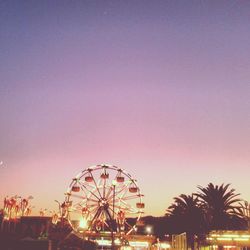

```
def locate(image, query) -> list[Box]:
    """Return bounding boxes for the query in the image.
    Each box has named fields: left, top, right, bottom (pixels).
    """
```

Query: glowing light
left=95, top=239, right=150, bottom=248
left=234, top=238, right=249, bottom=241
left=209, top=232, right=250, bottom=242
left=130, top=241, right=149, bottom=247
left=79, top=218, right=88, bottom=229
left=145, top=225, right=152, bottom=234
left=160, top=242, right=171, bottom=249
left=221, top=234, right=242, bottom=238
left=96, top=239, right=111, bottom=246
left=120, top=247, right=132, bottom=250
left=114, top=239, right=121, bottom=244
left=96, top=238, right=120, bottom=246
left=240, top=235, right=250, bottom=238
left=217, top=238, right=232, bottom=241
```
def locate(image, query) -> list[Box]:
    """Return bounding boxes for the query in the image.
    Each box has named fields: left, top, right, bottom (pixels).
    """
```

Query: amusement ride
left=64, top=164, right=145, bottom=247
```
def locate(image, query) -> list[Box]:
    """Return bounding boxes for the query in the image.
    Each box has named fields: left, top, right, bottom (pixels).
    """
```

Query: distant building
left=171, top=230, right=250, bottom=250
left=205, top=230, right=250, bottom=250
left=172, top=233, right=188, bottom=250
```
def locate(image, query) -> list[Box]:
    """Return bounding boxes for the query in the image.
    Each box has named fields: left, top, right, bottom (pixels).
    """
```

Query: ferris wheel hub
left=99, top=198, right=109, bottom=207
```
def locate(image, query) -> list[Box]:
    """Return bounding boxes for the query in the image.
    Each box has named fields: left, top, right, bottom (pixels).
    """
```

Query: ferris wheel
left=65, top=164, right=144, bottom=236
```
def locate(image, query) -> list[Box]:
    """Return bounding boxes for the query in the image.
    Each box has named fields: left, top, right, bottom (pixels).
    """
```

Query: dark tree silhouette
left=196, top=183, right=243, bottom=230
left=233, top=200, right=250, bottom=230
left=166, top=194, right=206, bottom=250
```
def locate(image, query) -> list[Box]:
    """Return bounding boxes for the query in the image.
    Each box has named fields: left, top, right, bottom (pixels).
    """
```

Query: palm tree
left=234, top=200, right=250, bottom=230
left=166, top=194, right=206, bottom=250
left=196, top=183, right=242, bottom=230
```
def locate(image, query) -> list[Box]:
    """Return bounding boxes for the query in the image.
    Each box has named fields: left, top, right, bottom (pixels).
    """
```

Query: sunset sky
left=1, top=1, right=250, bottom=216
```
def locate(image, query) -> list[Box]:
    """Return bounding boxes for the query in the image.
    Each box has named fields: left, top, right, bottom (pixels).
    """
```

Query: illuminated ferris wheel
left=65, top=164, right=145, bottom=236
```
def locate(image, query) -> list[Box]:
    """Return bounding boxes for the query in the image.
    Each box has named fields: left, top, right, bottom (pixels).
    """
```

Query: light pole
left=54, top=200, right=61, bottom=216
left=111, top=180, right=117, bottom=250
left=54, top=200, right=64, bottom=226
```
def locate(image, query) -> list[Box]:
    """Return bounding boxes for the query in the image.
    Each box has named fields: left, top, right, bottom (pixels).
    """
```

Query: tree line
left=140, top=183, right=250, bottom=249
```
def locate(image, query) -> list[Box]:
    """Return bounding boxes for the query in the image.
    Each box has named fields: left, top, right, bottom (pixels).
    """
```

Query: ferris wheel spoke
left=119, top=200, right=138, bottom=213
left=99, top=209, right=106, bottom=220
left=79, top=178, right=101, bottom=195
left=117, top=181, right=130, bottom=194
left=105, top=186, right=113, bottom=200
left=125, top=220, right=133, bottom=230
left=114, top=188, right=127, bottom=199
left=95, top=210, right=106, bottom=231
left=105, top=208, right=114, bottom=225
left=102, top=210, right=113, bottom=231
left=118, top=185, right=129, bottom=199
left=86, top=197, right=99, bottom=203
left=109, top=195, right=139, bottom=205
left=108, top=206, right=119, bottom=217
left=72, top=195, right=98, bottom=204
left=103, top=220, right=111, bottom=230
left=68, top=193, right=88, bottom=201
left=112, top=204, right=134, bottom=213
left=86, top=204, right=99, bottom=211
left=85, top=203, right=98, bottom=209
left=118, top=181, right=132, bottom=195
left=74, top=203, right=85, bottom=210
left=69, top=208, right=83, bottom=214
left=120, top=194, right=141, bottom=201
left=80, top=184, right=100, bottom=201
left=104, top=185, right=114, bottom=201
left=79, top=181, right=96, bottom=190
left=109, top=206, right=133, bottom=231
left=90, top=208, right=113, bottom=231
left=104, top=171, right=120, bottom=199
left=82, top=202, right=99, bottom=212
left=87, top=207, right=99, bottom=221
left=106, top=182, right=130, bottom=202
left=120, top=206, right=138, bottom=214
left=88, top=205, right=99, bottom=213
left=90, top=207, right=102, bottom=226
left=107, top=197, right=128, bottom=205
left=102, top=176, right=107, bottom=198
left=89, top=171, right=103, bottom=198
left=71, top=203, right=89, bottom=210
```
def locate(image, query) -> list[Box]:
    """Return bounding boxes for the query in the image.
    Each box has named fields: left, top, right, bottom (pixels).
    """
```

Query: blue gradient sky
left=1, top=1, right=250, bottom=216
